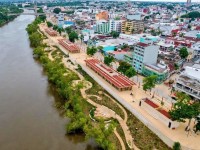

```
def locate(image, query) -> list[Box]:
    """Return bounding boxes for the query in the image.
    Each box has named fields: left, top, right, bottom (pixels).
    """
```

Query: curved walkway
left=114, top=128, right=126, bottom=150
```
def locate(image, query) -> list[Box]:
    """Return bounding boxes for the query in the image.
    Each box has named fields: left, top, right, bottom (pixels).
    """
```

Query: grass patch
left=116, top=121, right=131, bottom=150
left=127, top=113, right=171, bottom=150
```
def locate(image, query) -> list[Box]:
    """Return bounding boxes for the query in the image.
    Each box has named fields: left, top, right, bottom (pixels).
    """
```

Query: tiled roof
left=58, top=39, right=80, bottom=53
left=136, top=42, right=149, bottom=47
left=85, top=59, right=135, bottom=90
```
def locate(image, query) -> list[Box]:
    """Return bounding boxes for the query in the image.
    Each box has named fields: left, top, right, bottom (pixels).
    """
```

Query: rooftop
left=136, top=42, right=149, bottom=47
left=85, top=59, right=135, bottom=90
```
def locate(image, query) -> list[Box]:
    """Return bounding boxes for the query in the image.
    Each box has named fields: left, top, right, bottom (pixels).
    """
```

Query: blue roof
left=64, top=21, right=74, bottom=25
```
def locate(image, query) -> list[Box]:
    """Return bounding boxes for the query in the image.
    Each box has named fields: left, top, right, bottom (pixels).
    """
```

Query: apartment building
left=132, top=42, right=159, bottom=73
left=121, top=20, right=144, bottom=34
left=109, top=19, right=123, bottom=33
left=173, top=64, right=200, bottom=100
left=94, top=20, right=110, bottom=34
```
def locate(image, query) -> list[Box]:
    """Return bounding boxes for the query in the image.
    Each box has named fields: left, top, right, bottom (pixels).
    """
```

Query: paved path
left=114, top=128, right=126, bottom=150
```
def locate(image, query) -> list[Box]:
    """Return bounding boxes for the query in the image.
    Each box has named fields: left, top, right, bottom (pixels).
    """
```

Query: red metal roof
left=45, top=28, right=57, bottom=36
left=85, top=59, right=135, bottom=89
left=58, top=39, right=80, bottom=53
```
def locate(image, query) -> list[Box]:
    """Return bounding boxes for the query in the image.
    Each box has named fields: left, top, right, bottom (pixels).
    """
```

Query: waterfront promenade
left=39, top=24, right=200, bottom=150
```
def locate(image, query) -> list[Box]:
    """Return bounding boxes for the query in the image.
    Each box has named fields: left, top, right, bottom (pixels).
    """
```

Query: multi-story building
left=94, top=20, right=110, bottom=34
left=121, top=20, right=144, bottom=34
left=96, top=11, right=109, bottom=21
left=109, top=19, right=123, bottom=33
left=132, top=42, right=159, bottom=73
left=142, top=63, right=169, bottom=83
left=173, top=64, right=200, bottom=100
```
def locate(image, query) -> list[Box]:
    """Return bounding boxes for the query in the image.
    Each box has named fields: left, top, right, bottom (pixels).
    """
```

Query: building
left=127, top=14, right=142, bottom=21
left=187, top=0, right=191, bottom=7
left=132, top=42, right=159, bottom=73
left=85, top=59, right=135, bottom=91
left=96, top=11, right=109, bottom=21
left=94, top=20, right=110, bottom=34
left=109, top=19, right=123, bottom=33
left=58, top=39, right=80, bottom=53
left=173, top=64, right=200, bottom=100
left=121, top=20, right=144, bottom=34
left=45, top=28, right=57, bottom=36
left=191, top=42, right=200, bottom=57
left=142, top=62, right=169, bottom=83
left=109, top=50, right=129, bottom=61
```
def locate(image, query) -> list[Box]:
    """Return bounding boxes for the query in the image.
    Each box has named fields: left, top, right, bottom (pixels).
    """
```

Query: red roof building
left=85, top=59, right=135, bottom=91
left=45, top=28, right=57, bottom=36
left=58, top=39, right=80, bottom=53
left=137, top=42, right=149, bottom=47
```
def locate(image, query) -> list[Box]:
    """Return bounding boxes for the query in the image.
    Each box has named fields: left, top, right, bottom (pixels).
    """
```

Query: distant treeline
left=0, top=4, right=23, bottom=26
left=181, top=11, right=200, bottom=19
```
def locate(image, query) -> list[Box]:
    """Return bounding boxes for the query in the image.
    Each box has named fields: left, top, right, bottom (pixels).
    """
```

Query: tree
left=117, top=61, right=132, bottom=74
left=38, top=15, right=46, bottom=22
left=53, top=25, right=58, bottom=31
left=181, top=11, right=200, bottom=19
left=131, top=28, right=135, bottom=34
left=29, top=32, right=42, bottom=47
left=53, top=8, right=61, bottom=14
left=47, top=21, right=53, bottom=27
left=68, top=31, right=78, bottom=42
left=80, top=34, right=84, bottom=43
left=194, top=119, right=200, bottom=133
left=86, top=47, right=97, bottom=56
left=65, top=27, right=72, bottom=35
left=142, top=75, right=157, bottom=92
left=173, top=142, right=181, bottom=150
left=104, top=55, right=114, bottom=66
left=121, top=44, right=129, bottom=49
left=57, top=27, right=64, bottom=35
left=97, top=46, right=104, bottom=53
left=37, top=8, right=44, bottom=13
left=169, top=92, right=200, bottom=131
left=125, top=67, right=136, bottom=78
left=174, top=63, right=179, bottom=70
left=167, top=5, right=174, bottom=10
left=110, top=31, right=119, bottom=38
left=179, top=47, right=189, bottom=59
left=180, top=18, right=184, bottom=22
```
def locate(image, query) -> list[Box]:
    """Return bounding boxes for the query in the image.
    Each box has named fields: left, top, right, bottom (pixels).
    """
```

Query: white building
left=191, top=42, right=200, bottom=57
left=174, top=64, right=200, bottom=100
left=109, top=19, right=123, bottom=33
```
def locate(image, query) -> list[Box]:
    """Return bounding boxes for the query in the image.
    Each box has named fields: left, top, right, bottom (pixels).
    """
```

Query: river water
left=0, top=14, right=96, bottom=150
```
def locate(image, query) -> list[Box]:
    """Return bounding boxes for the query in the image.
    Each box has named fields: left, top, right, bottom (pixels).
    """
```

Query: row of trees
left=27, top=18, right=116, bottom=150
left=181, top=11, right=200, bottom=19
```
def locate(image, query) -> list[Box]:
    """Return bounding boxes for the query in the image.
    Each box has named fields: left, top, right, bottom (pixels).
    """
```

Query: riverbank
left=27, top=17, right=123, bottom=150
